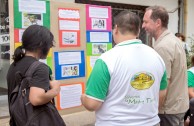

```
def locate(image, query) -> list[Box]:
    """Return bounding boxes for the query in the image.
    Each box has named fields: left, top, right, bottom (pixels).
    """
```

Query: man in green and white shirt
left=81, top=11, right=167, bottom=126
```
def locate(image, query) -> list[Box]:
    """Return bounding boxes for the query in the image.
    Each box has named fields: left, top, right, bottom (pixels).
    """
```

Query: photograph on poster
left=92, top=43, right=107, bottom=55
left=61, top=65, right=79, bottom=77
left=22, top=12, right=43, bottom=28
left=62, top=31, right=77, bottom=45
left=91, top=18, right=106, bottom=30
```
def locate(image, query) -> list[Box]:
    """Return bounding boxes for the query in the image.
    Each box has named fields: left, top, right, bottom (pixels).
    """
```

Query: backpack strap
left=25, top=61, right=42, bottom=78
left=23, top=61, right=42, bottom=88
left=19, top=61, right=43, bottom=98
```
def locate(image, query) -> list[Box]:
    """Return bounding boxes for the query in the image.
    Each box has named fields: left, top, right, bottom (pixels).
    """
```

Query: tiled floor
left=0, top=95, right=9, bottom=118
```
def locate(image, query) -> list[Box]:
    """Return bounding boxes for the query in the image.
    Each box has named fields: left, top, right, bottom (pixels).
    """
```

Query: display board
left=86, top=4, right=112, bottom=78
left=10, top=0, right=112, bottom=114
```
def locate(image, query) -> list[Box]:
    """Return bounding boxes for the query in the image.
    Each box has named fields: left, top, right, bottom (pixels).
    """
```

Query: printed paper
left=58, top=51, right=81, bottom=65
left=59, top=20, right=79, bottom=30
left=60, top=84, right=82, bottom=109
left=59, top=9, right=80, bottom=19
left=89, top=7, right=108, bottom=18
left=90, top=32, right=109, bottom=42
left=19, top=0, right=46, bottom=13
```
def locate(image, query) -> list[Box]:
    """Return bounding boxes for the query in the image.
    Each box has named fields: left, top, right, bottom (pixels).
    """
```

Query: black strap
left=23, top=61, right=42, bottom=89
left=25, top=61, right=42, bottom=78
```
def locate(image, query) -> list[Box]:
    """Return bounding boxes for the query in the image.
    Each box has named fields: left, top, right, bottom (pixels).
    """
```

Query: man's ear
left=156, top=19, right=162, bottom=27
left=114, top=25, right=119, bottom=34
left=137, top=28, right=140, bottom=37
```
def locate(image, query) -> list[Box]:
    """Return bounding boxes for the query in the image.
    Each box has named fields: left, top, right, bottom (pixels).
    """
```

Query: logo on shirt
left=130, top=72, right=155, bottom=90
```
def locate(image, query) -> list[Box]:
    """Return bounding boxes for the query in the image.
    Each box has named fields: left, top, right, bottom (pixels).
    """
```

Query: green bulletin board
left=14, top=0, right=50, bottom=29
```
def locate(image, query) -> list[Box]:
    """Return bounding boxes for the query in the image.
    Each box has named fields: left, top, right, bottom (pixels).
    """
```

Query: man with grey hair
left=81, top=10, right=167, bottom=126
left=142, top=6, right=189, bottom=126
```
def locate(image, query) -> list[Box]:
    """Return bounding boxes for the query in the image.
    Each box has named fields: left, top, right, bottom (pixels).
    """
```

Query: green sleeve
left=188, top=71, right=194, bottom=87
left=86, top=59, right=110, bottom=101
left=160, top=70, right=168, bottom=90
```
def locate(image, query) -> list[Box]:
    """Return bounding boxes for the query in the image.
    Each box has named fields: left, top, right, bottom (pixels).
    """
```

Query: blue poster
left=54, top=51, right=85, bottom=80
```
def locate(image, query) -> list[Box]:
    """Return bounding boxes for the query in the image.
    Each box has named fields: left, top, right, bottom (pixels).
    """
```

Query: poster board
left=86, top=4, right=112, bottom=78
left=50, top=1, right=87, bottom=114
left=10, top=0, right=112, bottom=115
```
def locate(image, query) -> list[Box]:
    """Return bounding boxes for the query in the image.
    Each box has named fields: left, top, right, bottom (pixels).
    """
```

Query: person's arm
left=81, top=59, right=110, bottom=111
left=81, top=94, right=102, bottom=111
left=188, top=87, right=194, bottom=98
left=159, top=89, right=167, bottom=109
left=159, top=71, right=168, bottom=109
left=28, top=64, right=60, bottom=106
left=29, top=80, right=60, bottom=106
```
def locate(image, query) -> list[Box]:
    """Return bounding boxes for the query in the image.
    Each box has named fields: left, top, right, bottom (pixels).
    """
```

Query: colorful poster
left=56, top=83, right=84, bottom=110
left=58, top=8, right=80, bottom=47
left=86, top=5, right=112, bottom=31
left=54, top=51, right=85, bottom=80
left=14, top=0, right=50, bottom=28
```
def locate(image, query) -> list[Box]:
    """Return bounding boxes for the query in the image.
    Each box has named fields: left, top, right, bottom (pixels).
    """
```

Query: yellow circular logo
left=131, top=72, right=155, bottom=90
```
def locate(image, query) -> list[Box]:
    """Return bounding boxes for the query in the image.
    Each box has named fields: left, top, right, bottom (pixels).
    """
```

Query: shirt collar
left=155, top=29, right=171, bottom=44
left=116, top=39, right=142, bottom=47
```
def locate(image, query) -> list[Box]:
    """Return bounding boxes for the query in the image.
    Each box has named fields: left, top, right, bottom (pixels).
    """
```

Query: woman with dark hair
left=7, top=25, right=65, bottom=126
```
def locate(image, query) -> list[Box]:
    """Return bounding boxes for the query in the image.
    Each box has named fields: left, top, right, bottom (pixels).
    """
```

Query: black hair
left=113, top=10, right=141, bottom=35
left=12, top=25, right=54, bottom=64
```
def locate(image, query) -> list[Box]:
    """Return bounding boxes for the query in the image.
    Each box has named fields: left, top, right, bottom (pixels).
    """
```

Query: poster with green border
left=14, top=0, right=50, bottom=29
left=87, top=43, right=112, bottom=56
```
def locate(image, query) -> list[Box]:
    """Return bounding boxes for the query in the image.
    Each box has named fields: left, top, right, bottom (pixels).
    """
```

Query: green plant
left=187, top=34, right=194, bottom=68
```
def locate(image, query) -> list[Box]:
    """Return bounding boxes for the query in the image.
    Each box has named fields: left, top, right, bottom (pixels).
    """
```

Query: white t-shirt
left=86, top=39, right=167, bottom=126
